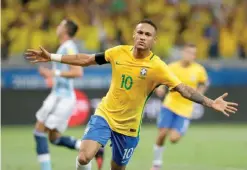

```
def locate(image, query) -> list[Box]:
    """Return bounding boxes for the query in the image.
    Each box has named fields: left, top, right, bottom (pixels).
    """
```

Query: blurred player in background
left=151, top=44, right=209, bottom=170
left=26, top=19, right=238, bottom=170
left=33, top=19, right=104, bottom=170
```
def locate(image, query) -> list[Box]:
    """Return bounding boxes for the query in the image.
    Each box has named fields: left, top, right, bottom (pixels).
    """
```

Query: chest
left=112, top=57, right=154, bottom=91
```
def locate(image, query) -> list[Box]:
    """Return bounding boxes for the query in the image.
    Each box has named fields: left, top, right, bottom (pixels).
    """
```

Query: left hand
left=39, top=66, right=53, bottom=78
left=212, top=93, right=238, bottom=117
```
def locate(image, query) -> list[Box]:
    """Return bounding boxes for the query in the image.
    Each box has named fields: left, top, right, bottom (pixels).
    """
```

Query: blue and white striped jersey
left=52, top=40, right=79, bottom=98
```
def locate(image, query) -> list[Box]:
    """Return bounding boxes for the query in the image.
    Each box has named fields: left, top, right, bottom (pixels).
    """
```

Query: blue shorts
left=157, top=107, right=190, bottom=135
left=82, top=115, right=139, bottom=166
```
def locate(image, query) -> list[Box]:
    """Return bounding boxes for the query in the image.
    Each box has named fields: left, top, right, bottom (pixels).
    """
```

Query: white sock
left=152, top=144, right=165, bottom=167
left=75, top=140, right=81, bottom=150
left=76, top=156, right=91, bottom=170
left=38, top=154, right=52, bottom=170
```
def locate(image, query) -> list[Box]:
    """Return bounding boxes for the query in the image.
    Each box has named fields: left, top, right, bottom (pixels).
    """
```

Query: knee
left=169, top=135, right=180, bottom=144
left=35, top=121, right=46, bottom=132
left=48, top=130, right=60, bottom=144
left=169, top=129, right=182, bottom=144
left=77, top=152, right=91, bottom=165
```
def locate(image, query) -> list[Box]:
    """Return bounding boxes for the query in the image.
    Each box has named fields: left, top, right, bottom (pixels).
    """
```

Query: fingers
left=227, top=102, right=238, bottom=106
left=30, top=60, right=46, bottom=63
left=222, top=110, right=230, bottom=117
left=25, top=56, right=36, bottom=60
left=226, top=105, right=238, bottom=112
left=30, top=60, right=39, bottom=63
left=225, top=108, right=236, bottom=114
left=26, top=49, right=40, bottom=54
left=39, top=46, right=45, bottom=52
left=221, top=93, right=228, bottom=99
left=25, top=52, right=35, bottom=56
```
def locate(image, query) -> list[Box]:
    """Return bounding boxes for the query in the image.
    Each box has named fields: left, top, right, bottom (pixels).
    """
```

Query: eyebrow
left=137, top=30, right=153, bottom=35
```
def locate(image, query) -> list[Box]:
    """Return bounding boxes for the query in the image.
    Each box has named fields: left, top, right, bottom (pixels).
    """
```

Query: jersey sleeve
left=198, top=66, right=208, bottom=84
left=105, top=45, right=121, bottom=63
left=156, top=62, right=181, bottom=90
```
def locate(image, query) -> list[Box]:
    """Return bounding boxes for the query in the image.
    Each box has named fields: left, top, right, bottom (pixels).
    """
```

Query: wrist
left=204, top=98, right=214, bottom=108
left=51, top=54, right=62, bottom=62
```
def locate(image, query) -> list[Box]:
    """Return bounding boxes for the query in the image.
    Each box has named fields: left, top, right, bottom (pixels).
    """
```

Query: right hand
left=25, top=46, right=51, bottom=63
left=39, top=66, right=53, bottom=78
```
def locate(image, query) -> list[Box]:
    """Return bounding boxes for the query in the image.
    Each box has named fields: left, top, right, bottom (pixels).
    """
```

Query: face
left=56, top=20, right=67, bottom=37
left=182, top=46, right=197, bottom=63
left=133, top=23, right=156, bottom=50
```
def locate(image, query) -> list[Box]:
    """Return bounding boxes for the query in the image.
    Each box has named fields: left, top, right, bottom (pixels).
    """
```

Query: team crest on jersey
left=139, top=68, right=148, bottom=79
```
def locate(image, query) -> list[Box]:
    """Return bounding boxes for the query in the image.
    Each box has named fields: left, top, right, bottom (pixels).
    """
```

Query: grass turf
left=2, top=124, right=247, bottom=170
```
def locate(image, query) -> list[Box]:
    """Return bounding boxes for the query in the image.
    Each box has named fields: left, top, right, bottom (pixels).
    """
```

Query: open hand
left=212, top=93, right=238, bottom=117
left=25, top=46, right=51, bottom=63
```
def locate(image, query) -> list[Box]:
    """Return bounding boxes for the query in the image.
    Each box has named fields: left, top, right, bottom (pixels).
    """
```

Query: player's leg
left=48, top=129, right=81, bottom=150
left=110, top=131, right=139, bottom=170
left=151, top=107, right=174, bottom=169
left=45, top=97, right=81, bottom=150
left=76, top=140, right=101, bottom=170
left=169, top=114, right=190, bottom=144
left=33, top=121, right=51, bottom=170
left=76, top=115, right=111, bottom=170
left=34, top=94, right=57, bottom=170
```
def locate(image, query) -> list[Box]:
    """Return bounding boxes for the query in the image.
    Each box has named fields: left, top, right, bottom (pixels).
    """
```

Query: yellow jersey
left=95, top=45, right=181, bottom=137
left=163, top=61, right=208, bottom=118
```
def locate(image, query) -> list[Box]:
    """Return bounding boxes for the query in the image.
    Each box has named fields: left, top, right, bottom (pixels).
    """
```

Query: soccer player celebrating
left=26, top=19, right=238, bottom=170
left=151, top=44, right=209, bottom=170
left=30, top=19, right=104, bottom=170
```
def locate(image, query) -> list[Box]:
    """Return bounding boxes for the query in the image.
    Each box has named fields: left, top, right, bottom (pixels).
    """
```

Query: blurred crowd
left=1, top=0, right=247, bottom=61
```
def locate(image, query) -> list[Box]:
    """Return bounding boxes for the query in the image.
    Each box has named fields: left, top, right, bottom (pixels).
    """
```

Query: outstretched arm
left=174, top=83, right=213, bottom=107
left=174, top=83, right=238, bottom=116
left=60, top=53, right=96, bottom=66
left=25, top=46, right=107, bottom=67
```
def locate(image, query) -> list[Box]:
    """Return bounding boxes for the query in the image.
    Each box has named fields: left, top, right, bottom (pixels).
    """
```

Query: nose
left=140, top=35, right=146, bottom=41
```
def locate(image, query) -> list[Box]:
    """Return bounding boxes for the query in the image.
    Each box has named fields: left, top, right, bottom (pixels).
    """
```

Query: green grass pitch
left=2, top=124, right=247, bottom=170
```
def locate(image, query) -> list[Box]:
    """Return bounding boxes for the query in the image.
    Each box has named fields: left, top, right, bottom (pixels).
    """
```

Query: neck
left=180, top=60, right=192, bottom=67
left=59, top=35, right=71, bottom=45
left=133, top=46, right=150, bottom=59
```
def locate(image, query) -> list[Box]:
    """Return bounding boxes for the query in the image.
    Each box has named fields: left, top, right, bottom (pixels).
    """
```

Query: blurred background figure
left=151, top=44, right=209, bottom=170
left=32, top=19, right=83, bottom=170
left=1, top=0, right=247, bottom=170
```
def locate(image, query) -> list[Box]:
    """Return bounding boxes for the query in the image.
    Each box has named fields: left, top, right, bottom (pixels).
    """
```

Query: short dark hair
left=65, top=19, right=78, bottom=37
left=138, top=19, right=157, bottom=31
left=184, top=43, right=196, bottom=48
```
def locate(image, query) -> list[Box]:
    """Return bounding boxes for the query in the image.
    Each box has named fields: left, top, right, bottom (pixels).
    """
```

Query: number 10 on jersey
left=121, top=74, right=133, bottom=90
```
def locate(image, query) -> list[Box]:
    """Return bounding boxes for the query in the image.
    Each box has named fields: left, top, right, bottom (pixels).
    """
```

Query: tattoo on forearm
left=175, top=84, right=213, bottom=107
